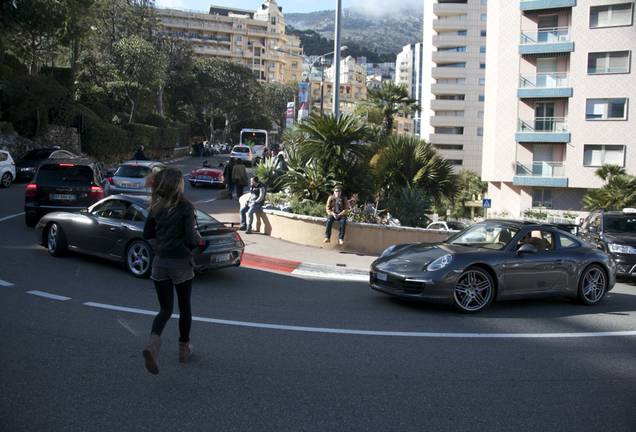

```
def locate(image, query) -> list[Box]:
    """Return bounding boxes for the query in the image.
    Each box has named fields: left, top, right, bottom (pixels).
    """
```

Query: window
left=237, top=36, right=242, bottom=41
left=533, top=189, right=552, bottom=208
left=291, top=62, right=298, bottom=68
left=458, top=30, right=467, bottom=36
left=448, top=160, right=463, bottom=166
left=479, top=78, right=485, bottom=85
left=478, top=111, right=484, bottom=118
left=434, top=144, right=464, bottom=150
left=584, top=145, right=625, bottom=166
left=271, top=29, right=276, bottom=33
left=586, top=98, right=627, bottom=119
left=477, top=128, right=484, bottom=136
left=480, top=46, right=486, bottom=53
left=480, top=63, right=486, bottom=69
left=439, top=62, right=466, bottom=68
left=438, top=47, right=466, bottom=52
left=269, top=62, right=274, bottom=68
left=479, top=95, right=485, bottom=101
left=590, top=3, right=633, bottom=28
left=237, top=25, right=242, bottom=28
left=437, top=94, right=465, bottom=100
left=435, top=127, right=464, bottom=135
left=437, top=78, right=466, bottom=84
left=481, top=0, right=487, bottom=3
left=588, top=51, right=630, bottom=74
left=481, top=30, right=487, bottom=36
left=271, top=17, right=276, bottom=25
left=481, top=14, right=487, bottom=20
left=435, top=111, right=465, bottom=117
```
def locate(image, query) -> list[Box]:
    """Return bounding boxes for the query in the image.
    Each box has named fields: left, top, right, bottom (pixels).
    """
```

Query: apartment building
left=482, top=0, right=635, bottom=217
left=155, top=0, right=303, bottom=83
left=322, top=56, right=368, bottom=114
left=421, top=0, right=488, bottom=174
left=395, top=44, right=424, bottom=137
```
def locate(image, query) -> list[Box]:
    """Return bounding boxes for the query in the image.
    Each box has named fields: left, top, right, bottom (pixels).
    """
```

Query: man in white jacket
left=239, top=176, right=266, bottom=234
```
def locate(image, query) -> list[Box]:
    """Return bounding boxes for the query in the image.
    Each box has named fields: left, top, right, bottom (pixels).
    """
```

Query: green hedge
left=121, top=123, right=177, bottom=151
left=81, top=115, right=131, bottom=157
left=82, top=102, right=110, bottom=123
left=137, top=112, right=168, bottom=128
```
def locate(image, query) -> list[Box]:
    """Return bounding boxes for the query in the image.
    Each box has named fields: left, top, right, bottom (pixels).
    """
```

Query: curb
left=241, top=253, right=369, bottom=281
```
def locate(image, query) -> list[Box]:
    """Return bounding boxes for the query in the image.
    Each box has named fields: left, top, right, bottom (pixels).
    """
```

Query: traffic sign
left=482, top=199, right=491, bottom=208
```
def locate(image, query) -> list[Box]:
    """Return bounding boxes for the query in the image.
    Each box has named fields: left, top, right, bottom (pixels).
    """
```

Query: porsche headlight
left=426, top=254, right=454, bottom=271
left=608, top=243, right=636, bottom=254
left=381, top=245, right=399, bottom=258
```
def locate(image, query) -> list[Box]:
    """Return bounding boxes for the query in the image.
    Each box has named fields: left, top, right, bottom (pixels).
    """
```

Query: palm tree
left=370, top=135, right=458, bottom=203
left=366, top=81, right=420, bottom=140
left=594, top=164, right=626, bottom=181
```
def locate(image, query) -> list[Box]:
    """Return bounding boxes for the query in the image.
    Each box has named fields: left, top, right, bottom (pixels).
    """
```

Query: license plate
left=376, top=272, right=387, bottom=281
left=51, top=194, right=76, bottom=201
left=216, top=253, right=230, bottom=262
left=199, top=176, right=211, bottom=180
left=119, top=183, right=138, bottom=188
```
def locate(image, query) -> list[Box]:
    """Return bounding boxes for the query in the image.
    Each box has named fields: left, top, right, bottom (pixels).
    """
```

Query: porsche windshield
left=447, top=223, right=520, bottom=249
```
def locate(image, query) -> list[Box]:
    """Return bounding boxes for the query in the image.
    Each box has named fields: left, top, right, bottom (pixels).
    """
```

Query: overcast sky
left=155, top=0, right=421, bottom=15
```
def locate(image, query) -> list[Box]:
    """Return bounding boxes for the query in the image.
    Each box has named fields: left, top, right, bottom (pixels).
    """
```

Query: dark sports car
left=370, top=219, right=617, bottom=313
left=34, top=195, right=244, bottom=278
left=188, top=162, right=224, bottom=187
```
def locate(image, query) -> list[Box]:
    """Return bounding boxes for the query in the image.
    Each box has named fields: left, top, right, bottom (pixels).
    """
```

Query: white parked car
left=0, top=150, right=16, bottom=188
left=106, top=160, right=164, bottom=195
left=426, top=221, right=468, bottom=231
left=230, top=145, right=261, bottom=167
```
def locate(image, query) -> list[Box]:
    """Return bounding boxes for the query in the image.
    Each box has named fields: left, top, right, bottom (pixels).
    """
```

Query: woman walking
left=142, top=166, right=201, bottom=375
left=223, top=157, right=236, bottom=199
left=232, top=159, right=248, bottom=198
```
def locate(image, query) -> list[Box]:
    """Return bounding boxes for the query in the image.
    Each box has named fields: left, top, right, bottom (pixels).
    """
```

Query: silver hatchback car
left=0, top=150, right=16, bottom=188
left=106, top=160, right=164, bottom=195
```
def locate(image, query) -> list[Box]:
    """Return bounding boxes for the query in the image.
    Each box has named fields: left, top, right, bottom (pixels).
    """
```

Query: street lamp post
left=274, top=46, right=347, bottom=115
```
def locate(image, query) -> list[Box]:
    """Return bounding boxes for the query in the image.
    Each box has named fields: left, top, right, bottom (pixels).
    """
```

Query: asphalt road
left=1, top=158, right=635, bottom=432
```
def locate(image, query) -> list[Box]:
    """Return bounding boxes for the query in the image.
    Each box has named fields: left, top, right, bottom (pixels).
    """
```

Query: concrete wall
left=251, top=209, right=451, bottom=255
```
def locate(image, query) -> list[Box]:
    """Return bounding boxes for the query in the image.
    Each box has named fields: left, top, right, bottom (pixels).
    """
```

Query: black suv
left=24, top=158, right=108, bottom=227
left=578, top=209, right=636, bottom=276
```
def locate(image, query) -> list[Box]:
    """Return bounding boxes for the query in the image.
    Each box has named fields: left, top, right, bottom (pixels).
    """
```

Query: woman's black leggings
left=151, top=279, right=193, bottom=342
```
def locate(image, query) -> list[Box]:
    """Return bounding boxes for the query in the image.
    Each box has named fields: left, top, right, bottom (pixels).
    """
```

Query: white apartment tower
left=396, top=44, right=424, bottom=136
left=482, top=0, right=635, bottom=217
left=421, top=0, right=488, bottom=174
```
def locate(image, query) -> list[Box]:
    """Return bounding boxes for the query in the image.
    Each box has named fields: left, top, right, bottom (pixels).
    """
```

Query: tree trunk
left=156, top=85, right=164, bottom=116
left=31, top=107, right=40, bottom=140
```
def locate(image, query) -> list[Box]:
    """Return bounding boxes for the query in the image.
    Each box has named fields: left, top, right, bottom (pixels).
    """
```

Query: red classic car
left=188, top=161, right=224, bottom=187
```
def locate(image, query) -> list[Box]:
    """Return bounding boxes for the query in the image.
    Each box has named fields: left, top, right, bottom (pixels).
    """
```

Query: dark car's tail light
left=108, top=177, right=114, bottom=186
left=59, top=163, right=75, bottom=167
left=25, top=183, right=37, bottom=196
left=91, top=186, right=104, bottom=198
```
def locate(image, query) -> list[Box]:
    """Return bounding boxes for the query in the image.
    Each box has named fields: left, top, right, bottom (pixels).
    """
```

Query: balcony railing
left=519, top=73, right=569, bottom=88
left=520, top=27, right=570, bottom=44
left=516, top=161, right=565, bottom=177
left=518, top=117, right=567, bottom=132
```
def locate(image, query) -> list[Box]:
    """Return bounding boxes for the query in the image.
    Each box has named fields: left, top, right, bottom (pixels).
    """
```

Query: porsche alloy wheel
left=47, top=223, right=68, bottom=257
left=453, top=266, right=495, bottom=314
left=578, top=264, right=607, bottom=305
left=126, top=240, right=152, bottom=278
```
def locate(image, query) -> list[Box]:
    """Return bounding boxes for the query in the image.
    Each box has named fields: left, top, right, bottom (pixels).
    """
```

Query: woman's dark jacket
left=143, top=201, right=201, bottom=259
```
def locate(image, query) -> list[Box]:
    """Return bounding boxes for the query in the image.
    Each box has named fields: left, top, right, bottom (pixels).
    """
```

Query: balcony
left=517, top=73, right=573, bottom=98
left=516, top=117, right=570, bottom=142
left=514, top=162, right=568, bottom=187
left=520, top=0, right=575, bottom=12
left=519, top=28, right=573, bottom=56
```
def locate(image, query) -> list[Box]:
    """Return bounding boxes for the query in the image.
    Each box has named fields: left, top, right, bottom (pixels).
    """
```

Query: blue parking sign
left=482, top=199, right=491, bottom=208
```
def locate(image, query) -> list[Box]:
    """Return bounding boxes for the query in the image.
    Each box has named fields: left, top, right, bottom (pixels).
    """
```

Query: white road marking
left=292, top=263, right=368, bottom=281
left=0, top=212, right=24, bottom=223
left=0, top=279, right=14, bottom=286
left=28, top=291, right=71, bottom=301
left=84, top=301, right=636, bottom=339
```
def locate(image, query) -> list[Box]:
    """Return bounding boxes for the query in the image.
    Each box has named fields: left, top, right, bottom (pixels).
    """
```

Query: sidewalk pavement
left=194, top=195, right=378, bottom=281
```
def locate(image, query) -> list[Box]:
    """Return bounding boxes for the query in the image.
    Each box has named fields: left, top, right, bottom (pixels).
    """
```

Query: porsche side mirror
left=516, top=244, right=537, bottom=255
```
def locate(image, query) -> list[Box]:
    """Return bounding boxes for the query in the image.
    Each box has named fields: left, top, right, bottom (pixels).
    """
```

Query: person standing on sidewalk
left=239, top=176, right=266, bottom=234
left=223, top=157, right=236, bottom=199
left=324, top=185, right=349, bottom=245
left=232, top=159, right=248, bottom=198
left=141, top=166, right=201, bottom=375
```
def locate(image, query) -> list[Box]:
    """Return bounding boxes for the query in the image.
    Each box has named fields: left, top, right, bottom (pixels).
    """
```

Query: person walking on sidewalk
left=223, top=157, right=236, bottom=199
left=141, top=166, right=202, bottom=375
left=232, top=159, right=248, bottom=198
left=239, top=176, right=266, bottom=234
left=324, top=185, right=349, bottom=245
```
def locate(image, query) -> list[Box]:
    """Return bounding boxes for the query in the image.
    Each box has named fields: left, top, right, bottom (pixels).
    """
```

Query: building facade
left=156, top=1, right=302, bottom=83
left=482, top=0, right=635, bottom=218
left=395, top=43, right=424, bottom=137
left=420, top=0, right=488, bottom=174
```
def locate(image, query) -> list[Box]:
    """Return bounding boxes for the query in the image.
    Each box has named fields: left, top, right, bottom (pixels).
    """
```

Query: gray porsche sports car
left=35, top=195, right=245, bottom=278
left=370, top=219, right=617, bottom=313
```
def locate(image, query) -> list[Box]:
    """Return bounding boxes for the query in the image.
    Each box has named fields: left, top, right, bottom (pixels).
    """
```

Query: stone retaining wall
left=251, top=209, right=451, bottom=255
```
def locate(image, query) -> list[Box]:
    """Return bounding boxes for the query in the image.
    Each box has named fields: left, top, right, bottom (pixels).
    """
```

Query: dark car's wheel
left=453, top=266, right=495, bottom=314
left=578, top=264, right=607, bottom=305
left=1, top=172, right=12, bottom=188
left=25, top=214, right=39, bottom=227
left=126, top=240, right=153, bottom=278
left=47, top=223, right=68, bottom=257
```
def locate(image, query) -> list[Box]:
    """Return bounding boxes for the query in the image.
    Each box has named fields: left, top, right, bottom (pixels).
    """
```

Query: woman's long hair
left=145, top=166, right=191, bottom=215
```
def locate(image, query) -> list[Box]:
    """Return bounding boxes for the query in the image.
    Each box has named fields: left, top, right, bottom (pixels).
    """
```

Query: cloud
left=155, top=0, right=186, bottom=9
left=348, top=0, right=422, bottom=16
